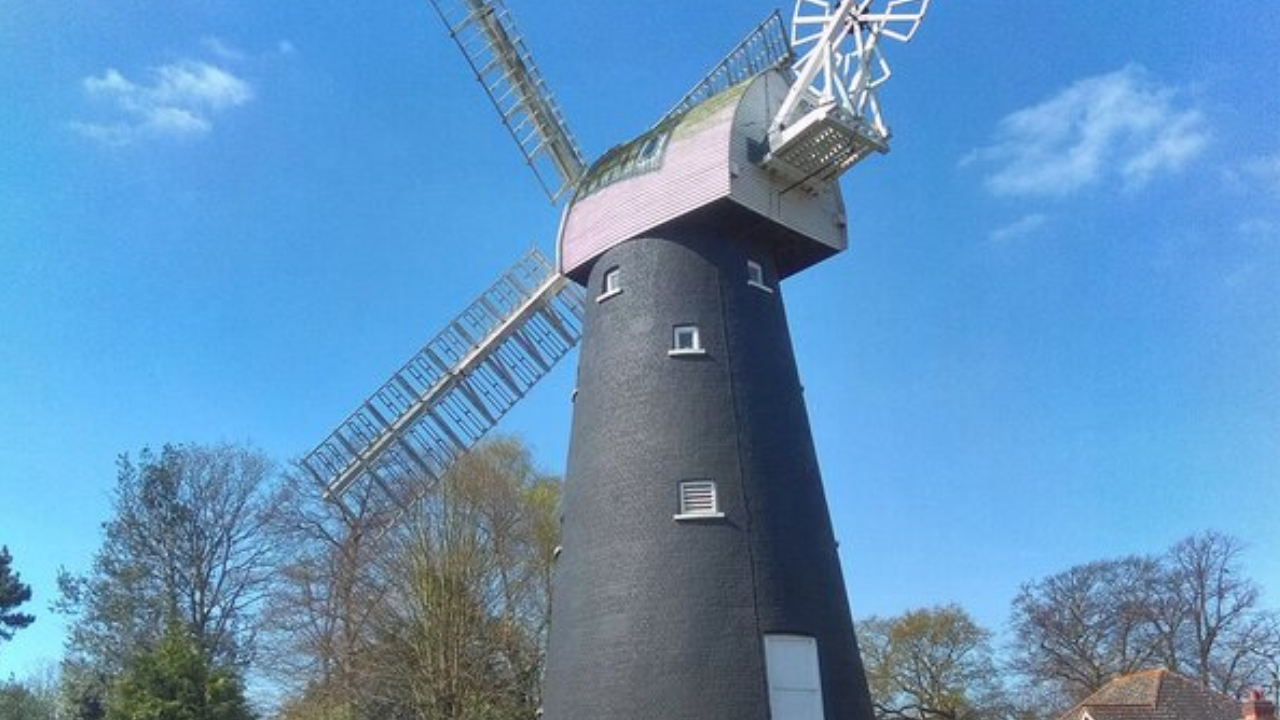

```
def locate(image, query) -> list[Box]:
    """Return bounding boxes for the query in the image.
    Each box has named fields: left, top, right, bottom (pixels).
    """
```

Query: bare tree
left=58, top=444, right=278, bottom=696
left=264, top=437, right=559, bottom=720
left=1159, top=531, right=1280, bottom=694
left=1010, top=532, right=1278, bottom=711
left=259, top=467, right=391, bottom=718
left=1010, top=556, right=1163, bottom=702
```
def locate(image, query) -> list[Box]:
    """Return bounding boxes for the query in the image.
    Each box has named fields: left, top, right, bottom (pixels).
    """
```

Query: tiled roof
left=1056, top=669, right=1240, bottom=720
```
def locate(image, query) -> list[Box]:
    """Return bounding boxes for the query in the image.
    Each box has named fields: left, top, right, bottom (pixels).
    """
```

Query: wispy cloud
left=1241, top=151, right=1280, bottom=199
left=200, top=36, right=245, bottom=62
left=988, top=213, right=1049, bottom=244
left=72, top=59, right=253, bottom=145
left=963, top=65, right=1209, bottom=198
left=1237, top=218, right=1276, bottom=241
left=1219, top=149, right=1280, bottom=251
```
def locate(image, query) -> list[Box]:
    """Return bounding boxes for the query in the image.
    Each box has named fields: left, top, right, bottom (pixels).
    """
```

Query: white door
left=764, top=634, right=826, bottom=720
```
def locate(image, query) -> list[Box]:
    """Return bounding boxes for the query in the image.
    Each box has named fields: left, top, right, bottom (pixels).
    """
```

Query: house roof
left=1055, top=669, right=1241, bottom=720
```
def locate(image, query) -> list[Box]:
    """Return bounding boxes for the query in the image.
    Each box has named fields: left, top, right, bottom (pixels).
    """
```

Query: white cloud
left=964, top=65, right=1209, bottom=198
left=66, top=121, right=133, bottom=147
left=277, top=40, right=297, bottom=56
left=988, top=213, right=1049, bottom=244
left=73, top=59, right=252, bottom=145
left=1238, top=218, right=1276, bottom=240
left=200, top=37, right=245, bottom=62
left=84, top=68, right=135, bottom=96
left=1242, top=151, right=1280, bottom=198
left=150, top=61, right=252, bottom=110
left=146, top=106, right=212, bottom=134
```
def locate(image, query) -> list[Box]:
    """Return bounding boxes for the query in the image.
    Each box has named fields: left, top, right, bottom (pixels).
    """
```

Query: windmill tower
left=302, top=1, right=931, bottom=719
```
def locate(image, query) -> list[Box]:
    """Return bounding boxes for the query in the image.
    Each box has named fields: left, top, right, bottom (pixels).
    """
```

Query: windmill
left=302, top=0, right=931, bottom=718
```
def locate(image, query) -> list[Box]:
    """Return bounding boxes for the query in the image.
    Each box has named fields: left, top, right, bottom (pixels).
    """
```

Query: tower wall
left=543, top=226, right=875, bottom=720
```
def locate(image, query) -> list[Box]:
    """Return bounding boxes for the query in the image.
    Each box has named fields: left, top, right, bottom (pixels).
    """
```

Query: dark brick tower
left=545, top=70, right=877, bottom=717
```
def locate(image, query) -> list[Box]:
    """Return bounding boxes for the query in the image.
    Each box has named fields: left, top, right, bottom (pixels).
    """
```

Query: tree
left=0, top=667, right=60, bottom=720
left=370, top=438, right=558, bottom=720
left=60, top=662, right=110, bottom=720
left=58, top=443, right=279, bottom=713
left=1009, top=531, right=1278, bottom=711
left=263, top=437, right=560, bottom=720
left=1009, top=556, right=1163, bottom=701
left=858, top=605, right=1009, bottom=720
left=258, top=465, right=391, bottom=720
left=106, top=621, right=254, bottom=720
left=1, top=679, right=54, bottom=720
left=0, top=546, right=35, bottom=648
left=1160, top=531, right=1279, bottom=693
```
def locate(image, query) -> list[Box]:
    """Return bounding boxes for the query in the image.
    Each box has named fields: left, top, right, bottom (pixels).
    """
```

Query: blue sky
left=1, top=0, right=1277, bottom=680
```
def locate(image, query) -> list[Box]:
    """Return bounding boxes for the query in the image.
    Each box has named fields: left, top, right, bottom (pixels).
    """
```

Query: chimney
left=1243, top=689, right=1276, bottom=720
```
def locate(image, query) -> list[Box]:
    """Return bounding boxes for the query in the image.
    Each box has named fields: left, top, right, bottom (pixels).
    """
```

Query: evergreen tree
left=106, top=622, right=254, bottom=720
left=59, top=445, right=277, bottom=672
left=57, top=443, right=278, bottom=714
left=0, top=546, right=35, bottom=649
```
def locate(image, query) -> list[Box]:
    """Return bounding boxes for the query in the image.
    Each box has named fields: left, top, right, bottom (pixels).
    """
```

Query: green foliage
left=0, top=674, right=58, bottom=720
left=61, top=662, right=110, bottom=720
left=106, top=622, right=254, bottom=720
left=272, top=685, right=358, bottom=720
left=54, top=440, right=275, bottom=712
left=0, top=546, right=35, bottom=648
left=58, top=442, right=277, bottom=717
left=265, top=437, right=559, bottom=720
left=859, top=605, right=1009, bottom=720
left=370, top=438, right=556, bottom=720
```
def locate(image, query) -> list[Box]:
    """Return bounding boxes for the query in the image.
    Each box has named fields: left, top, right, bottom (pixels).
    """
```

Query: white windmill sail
left=302, top=248, right=584, bottom=521
left=426, top=0, right=586, bottom=202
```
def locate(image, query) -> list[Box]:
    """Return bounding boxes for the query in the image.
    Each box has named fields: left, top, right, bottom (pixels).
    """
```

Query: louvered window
left=675, top=480, right=723, bottom=520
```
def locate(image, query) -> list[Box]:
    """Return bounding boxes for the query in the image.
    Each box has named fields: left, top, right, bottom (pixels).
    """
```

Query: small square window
left=673, top=325, right=699, bottom=350
left=597, top=267, right=622, bottom=302
left=675, top=480, right=723, bottom=520
left=747, top=260, right=773, bottom=293
left=669, top=324, right=704, bottom=356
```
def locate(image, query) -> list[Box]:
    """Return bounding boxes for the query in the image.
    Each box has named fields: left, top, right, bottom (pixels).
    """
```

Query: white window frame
left=747, top=260, right=773, bottom=293
left=597, top=267, right=622, bottom=302
left=674, top=480, right=724, bottom=520
left=764, top=634, right=826, bottom=720
left=668, top=324, right=705, bottom=356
